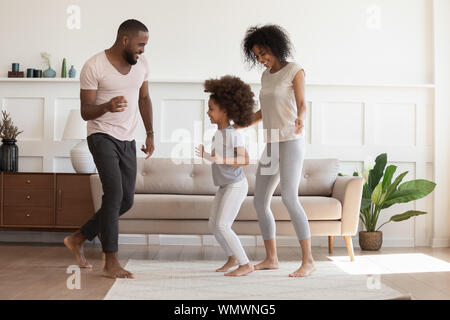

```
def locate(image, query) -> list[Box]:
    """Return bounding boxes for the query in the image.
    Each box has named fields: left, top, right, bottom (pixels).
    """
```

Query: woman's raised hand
left=294, top=117, right=304, bottom=134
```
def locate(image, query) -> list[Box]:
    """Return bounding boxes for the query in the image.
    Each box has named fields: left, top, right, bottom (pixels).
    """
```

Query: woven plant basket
left=359, top=231, right=383, bottom=251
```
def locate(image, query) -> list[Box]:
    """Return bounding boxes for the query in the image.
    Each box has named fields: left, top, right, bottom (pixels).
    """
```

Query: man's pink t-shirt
left=80, top=51, right=150, bottom=141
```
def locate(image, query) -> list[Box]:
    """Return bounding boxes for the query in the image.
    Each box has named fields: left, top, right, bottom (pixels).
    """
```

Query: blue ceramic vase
left=43, top=67, right=56, bottom=78
left=68, top=65, right=76, bottom=78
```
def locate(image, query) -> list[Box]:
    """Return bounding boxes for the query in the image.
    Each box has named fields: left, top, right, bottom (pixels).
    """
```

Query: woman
left=240, top=24, right=315, bottom=277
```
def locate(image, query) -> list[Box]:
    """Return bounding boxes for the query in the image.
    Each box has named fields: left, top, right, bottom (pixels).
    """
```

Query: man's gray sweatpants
left=80, top=132, right=137, bottom=253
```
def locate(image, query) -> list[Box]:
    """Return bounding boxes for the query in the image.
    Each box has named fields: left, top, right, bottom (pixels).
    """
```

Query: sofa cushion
left=135, top=158, right=339, bottom=196
left=120, top=195, right=342, bottom=221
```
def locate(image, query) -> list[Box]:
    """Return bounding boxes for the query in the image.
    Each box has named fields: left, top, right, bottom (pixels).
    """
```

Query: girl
left=240, top=24, right=316, bottom=277
left=195, top=75, right=255, bottom=276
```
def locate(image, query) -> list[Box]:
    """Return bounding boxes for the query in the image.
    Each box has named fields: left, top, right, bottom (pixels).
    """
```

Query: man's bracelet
left=146, top=130, right=154, bottom=135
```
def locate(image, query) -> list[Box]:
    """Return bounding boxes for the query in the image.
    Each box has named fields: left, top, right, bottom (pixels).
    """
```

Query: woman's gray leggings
left=254, top=138, right=311, bottom=241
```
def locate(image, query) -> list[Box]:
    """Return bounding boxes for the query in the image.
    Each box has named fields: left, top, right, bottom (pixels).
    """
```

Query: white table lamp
left=62, top=109, right=96, bottom=173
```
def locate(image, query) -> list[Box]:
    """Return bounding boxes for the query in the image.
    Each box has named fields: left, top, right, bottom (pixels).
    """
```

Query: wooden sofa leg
left=344, top=236, right=355, bottom=261
left=328, top=236, right=334, bottom=254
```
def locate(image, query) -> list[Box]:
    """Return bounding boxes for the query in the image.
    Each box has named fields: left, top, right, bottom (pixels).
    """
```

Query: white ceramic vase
left=70, top=140, right=96, bottom=173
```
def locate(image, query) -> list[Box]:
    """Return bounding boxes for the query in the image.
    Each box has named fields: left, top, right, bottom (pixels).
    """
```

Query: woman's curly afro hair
left=242, top=24, right=293, bottom=69
left=204, top=75, right=255, bottom=127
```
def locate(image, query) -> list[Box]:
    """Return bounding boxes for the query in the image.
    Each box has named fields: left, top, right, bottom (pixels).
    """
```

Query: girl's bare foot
left=103, top=252, right=134, bottom=279
left=225, top=263, right=254, bottom=277
left=216, top=256, right=239, bottom=272
left=289, top=259, right=316, bottom=277
left=64, top=231, right=92, bottom=269
left=254, top=258, right=279, bottom=270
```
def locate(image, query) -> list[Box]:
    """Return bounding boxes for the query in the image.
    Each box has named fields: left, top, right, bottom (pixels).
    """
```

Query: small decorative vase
left=0, top=139, right=19, bottom=172
left=43, top=67, right=56, bottom=78
left=359, top=231, right=383, bottom=251
left=70, top=140, right=96, bottom=173
left=68, top=65, right=76, bottom=78
left=61, top=58, right=67, bottom=78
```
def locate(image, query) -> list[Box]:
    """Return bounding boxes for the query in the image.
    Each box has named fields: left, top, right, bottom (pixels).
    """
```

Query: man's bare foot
left=254, top=258, right=279, bottom=270
left=103, top=252, right=134, bottom=279
left=289, top=260, right=316, bottom=277
left=225, top=263, right=254, bottom=277
left=216, top=256, right=239, bottom=272
left=64, top=230, right=92, bottom=269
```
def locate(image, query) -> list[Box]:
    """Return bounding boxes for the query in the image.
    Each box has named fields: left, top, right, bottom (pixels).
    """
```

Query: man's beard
left=123, top=49, right=137, bottom=65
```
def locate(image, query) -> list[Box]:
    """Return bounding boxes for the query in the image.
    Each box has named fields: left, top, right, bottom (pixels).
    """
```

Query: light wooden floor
left=0, top=242, right=449, bottom=300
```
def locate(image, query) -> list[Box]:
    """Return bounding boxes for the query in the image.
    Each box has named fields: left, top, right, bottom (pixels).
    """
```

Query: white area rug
left=104, top=259, right=410, bottom=300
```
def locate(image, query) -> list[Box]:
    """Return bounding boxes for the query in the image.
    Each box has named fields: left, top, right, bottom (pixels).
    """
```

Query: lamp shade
left=62, top=109, right=86, bottom=140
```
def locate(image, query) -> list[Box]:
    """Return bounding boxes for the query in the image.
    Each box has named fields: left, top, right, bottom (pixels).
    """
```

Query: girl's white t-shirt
left=259, top=62, right=304, bottom=143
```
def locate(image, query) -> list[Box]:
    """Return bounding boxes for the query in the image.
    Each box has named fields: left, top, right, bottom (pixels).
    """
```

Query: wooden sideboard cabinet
left=0, top=172, right=95, bottom=230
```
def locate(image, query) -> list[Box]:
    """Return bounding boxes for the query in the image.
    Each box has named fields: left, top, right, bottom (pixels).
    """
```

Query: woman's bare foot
left=225, top=263, right=254, bottom=277
left=254, top=258, right=279, bottom=270
left=289, top=259, right=316, bottom=277
left=64, top=230, right=92, bottom=269
left=103, top=252, right=134, bottom=279
left=216, top=256, right=239, bottom=272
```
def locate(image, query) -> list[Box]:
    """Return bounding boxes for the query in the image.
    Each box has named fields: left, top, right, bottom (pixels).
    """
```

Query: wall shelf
left=0, top=78, right=79, bottom=82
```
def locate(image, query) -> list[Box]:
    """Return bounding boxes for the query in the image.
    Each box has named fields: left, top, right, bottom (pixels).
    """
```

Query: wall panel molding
left=0, top=79, right=436, bottom=246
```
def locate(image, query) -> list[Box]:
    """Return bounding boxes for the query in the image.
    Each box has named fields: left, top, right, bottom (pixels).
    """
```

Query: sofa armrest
left=90, top=174, right=103, bottom=212
left=331, top=176, right=364, bottom=236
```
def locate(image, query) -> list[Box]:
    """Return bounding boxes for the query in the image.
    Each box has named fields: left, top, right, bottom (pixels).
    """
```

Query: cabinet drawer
left=4, top=189, right=54, bottom=207
left=3, top=174, right=53, bottom=189
left=3, top=207, right=54, bottom=226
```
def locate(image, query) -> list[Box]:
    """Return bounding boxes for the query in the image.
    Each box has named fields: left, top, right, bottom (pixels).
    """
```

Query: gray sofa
left=90, top=158, right=364, bottom=261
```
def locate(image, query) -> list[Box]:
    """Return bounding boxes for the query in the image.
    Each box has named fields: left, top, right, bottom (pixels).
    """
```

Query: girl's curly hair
left=242, top=24, right=293, bottom=69
left=204, top=75, right=255, bottom=127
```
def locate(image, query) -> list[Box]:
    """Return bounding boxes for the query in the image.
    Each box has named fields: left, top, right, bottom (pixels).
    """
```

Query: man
left=64, top=19, right=154, bottom=279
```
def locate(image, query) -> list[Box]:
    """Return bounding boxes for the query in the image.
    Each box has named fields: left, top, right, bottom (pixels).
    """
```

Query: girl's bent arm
left=217, top=147, right=249, bottom=167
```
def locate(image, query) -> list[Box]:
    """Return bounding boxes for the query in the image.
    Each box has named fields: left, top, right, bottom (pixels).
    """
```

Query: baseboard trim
left=0, top=231, right=71, bottom=243
left=432, top=238, right=450, bottom=248
left=125, top=234, right=417, bottom=247
left=0, top=231, right=419, bottom=248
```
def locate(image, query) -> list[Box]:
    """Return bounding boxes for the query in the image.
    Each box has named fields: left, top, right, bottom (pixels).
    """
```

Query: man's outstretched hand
left=141, top=135, right=154, bottom=159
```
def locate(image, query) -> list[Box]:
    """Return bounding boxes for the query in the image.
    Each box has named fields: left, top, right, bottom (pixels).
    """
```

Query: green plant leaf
left=360, top=198, right=371, bottom=210
left=389, top=210, right=428, bottom=222
left=371, top=183, right=383, bottom=205
left=352, top=171, right=359, bottom=176
left=381, top=165, right=397, bottom=192
left=368, top=153, right=387, bottom=191
left=360, top=206, right=372, bottom=231
left=382, top=179, right=436, bottom=209
left=398, top=179, right=436, bottom=196
left=362, top=183, right=372, bottom=199
left=384, top=171, right=408, bottom=199
left=382, top=189, right=429, bottom=209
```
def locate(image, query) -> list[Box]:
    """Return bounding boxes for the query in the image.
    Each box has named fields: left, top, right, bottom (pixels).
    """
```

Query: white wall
left=0, top=0, right=433, bottom=84
left=432, top=0, right=450, bottom=248
left=0, top=0, right=448, bottom=248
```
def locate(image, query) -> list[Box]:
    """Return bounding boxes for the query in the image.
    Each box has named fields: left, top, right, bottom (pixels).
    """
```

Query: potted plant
left=354, top=153, right=436, bottom=250
left=0, top=110, right=23, bottom=172
left=41, top=52, right=56, bottom=78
